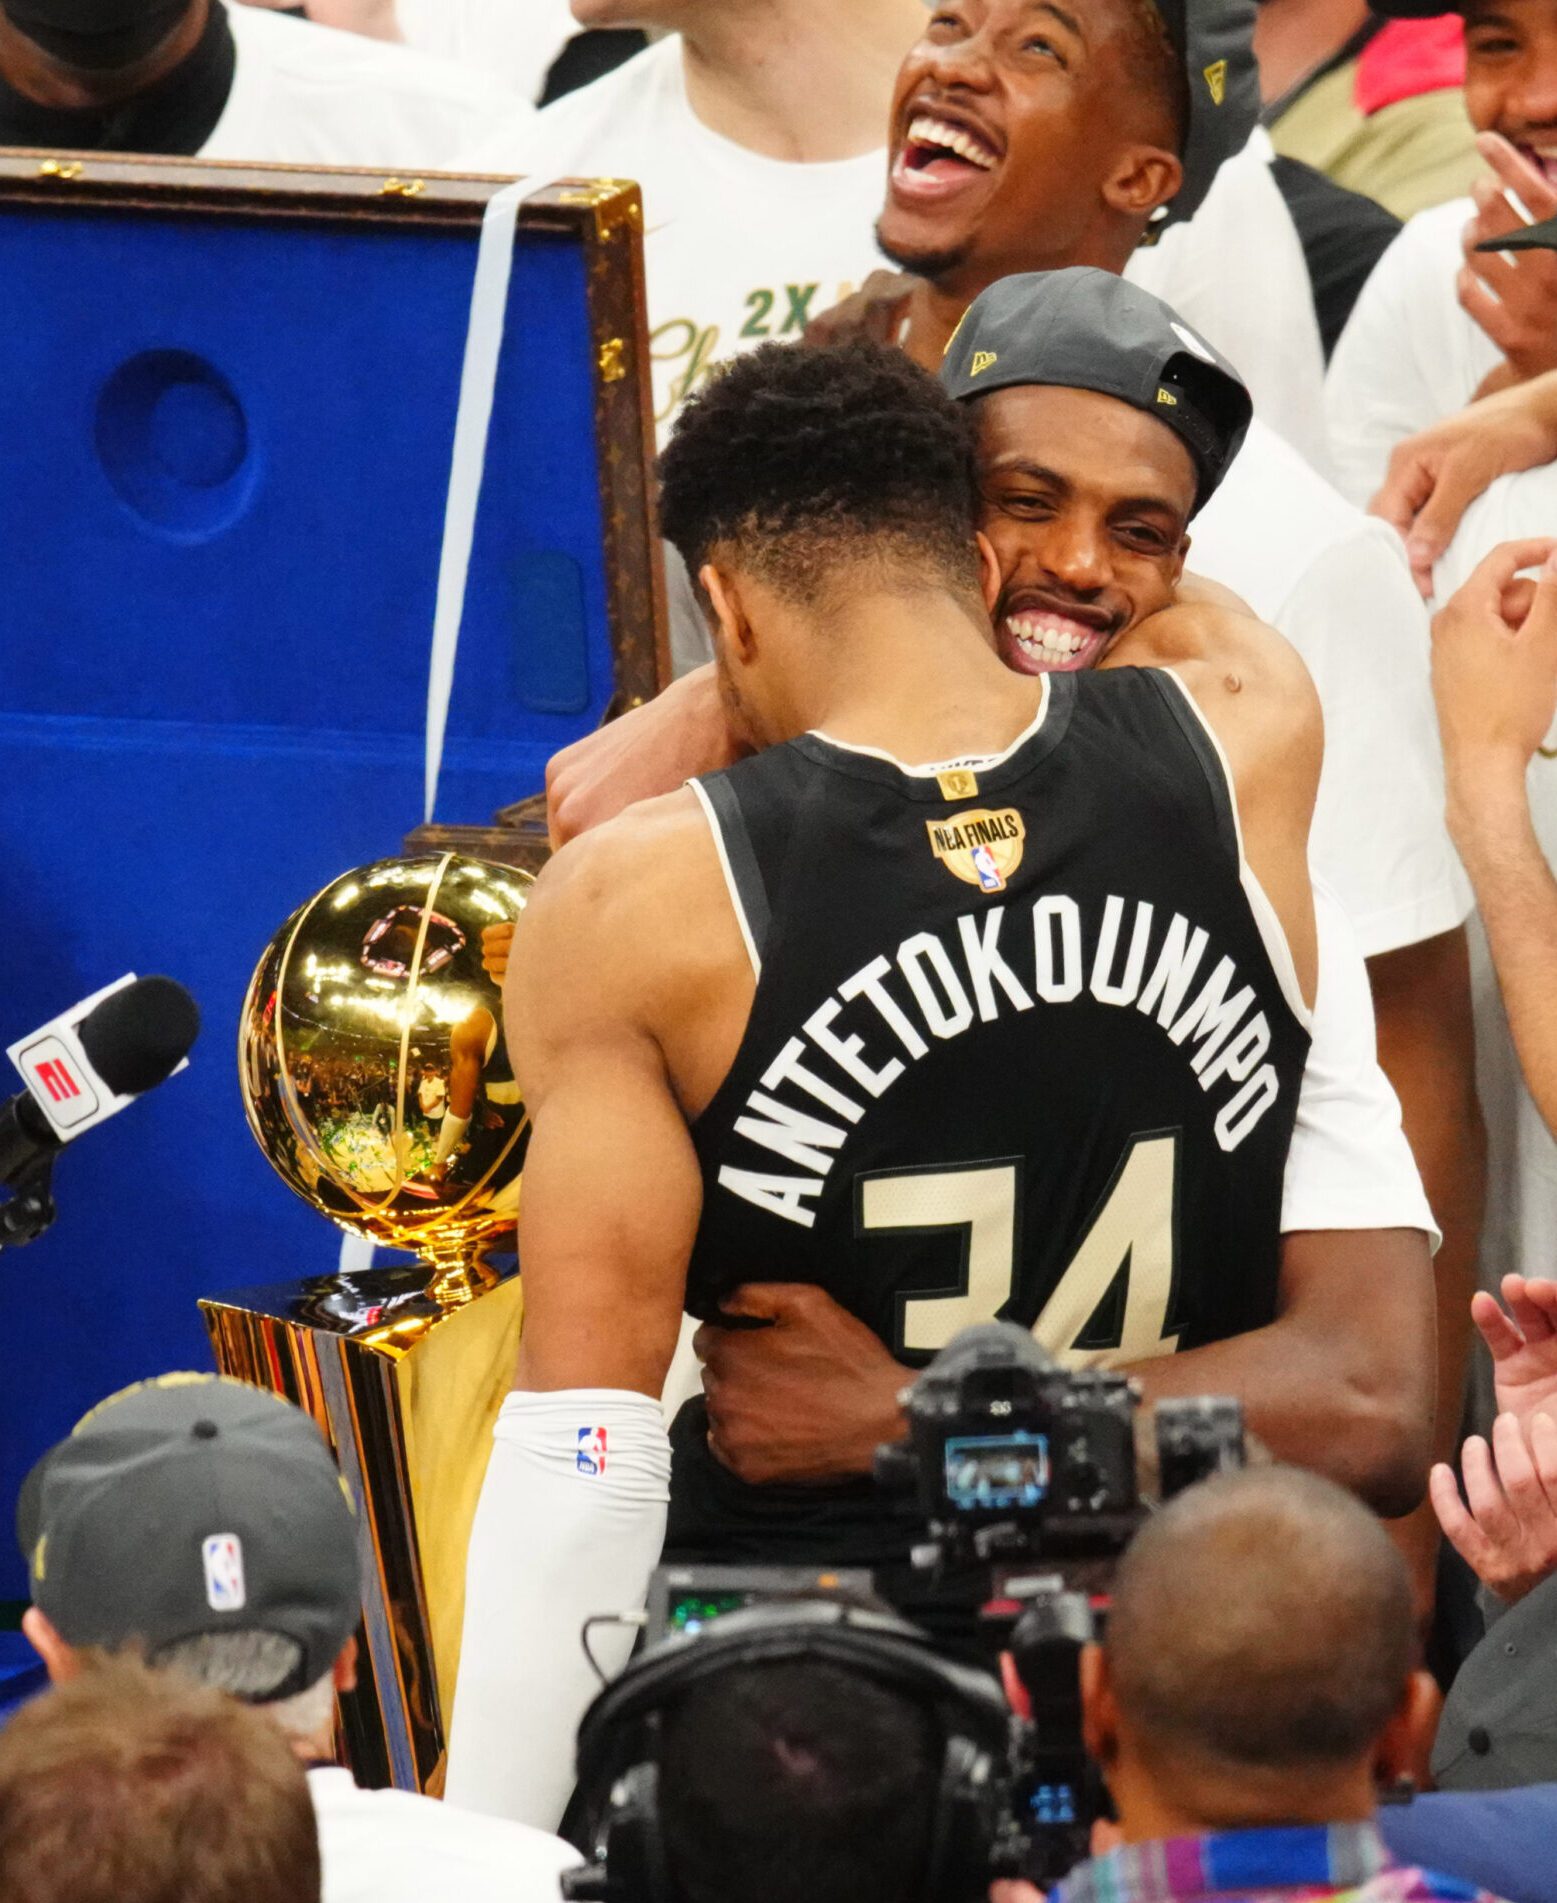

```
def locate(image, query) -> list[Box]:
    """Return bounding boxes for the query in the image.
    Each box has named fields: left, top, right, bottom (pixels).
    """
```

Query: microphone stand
left=0, top=1156, right=56, bottom=1250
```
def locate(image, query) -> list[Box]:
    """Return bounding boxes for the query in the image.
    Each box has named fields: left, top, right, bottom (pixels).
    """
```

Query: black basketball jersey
left=667, top=666, right=1312, bottom=1567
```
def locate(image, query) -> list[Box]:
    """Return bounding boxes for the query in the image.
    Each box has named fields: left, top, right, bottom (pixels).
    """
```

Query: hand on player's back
left=696, top=1284, right=909, bottom=1486
left=546, top=666, right=743, bottom=847
left=802, top=270, right=921, bottom=349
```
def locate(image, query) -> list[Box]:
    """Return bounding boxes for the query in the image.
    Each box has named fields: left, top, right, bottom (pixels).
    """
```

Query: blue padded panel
left=0, top=202, right=625, bottom=1596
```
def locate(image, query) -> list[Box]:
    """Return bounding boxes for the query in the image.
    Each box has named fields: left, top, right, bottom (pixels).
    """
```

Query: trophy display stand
left=202, top=1258, right=522, bottom=1792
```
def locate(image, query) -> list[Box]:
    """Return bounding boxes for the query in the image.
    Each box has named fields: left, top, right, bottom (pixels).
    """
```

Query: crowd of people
left=9, top=0, right=1557, bottom=1900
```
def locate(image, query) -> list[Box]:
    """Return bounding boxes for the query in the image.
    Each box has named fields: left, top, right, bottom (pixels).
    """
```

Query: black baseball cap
left=1151, top=0, right=1261, bottom=228
left=17, top=1373, right=360, bottom=1701
left=941, top=267, right=1253, bottom=511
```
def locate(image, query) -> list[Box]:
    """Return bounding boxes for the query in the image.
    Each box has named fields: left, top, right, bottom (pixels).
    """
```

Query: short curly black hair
left=657, top=339, right=982, bottom=609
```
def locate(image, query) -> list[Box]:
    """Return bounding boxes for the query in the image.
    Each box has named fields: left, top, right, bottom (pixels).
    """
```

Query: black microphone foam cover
left=78, top=977, right=201, bottom=1096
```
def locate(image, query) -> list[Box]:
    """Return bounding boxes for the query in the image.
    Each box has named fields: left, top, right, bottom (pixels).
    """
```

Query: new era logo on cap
left=970, top=351, right=998, bottom=377
left=202, top=1534, right=246, bottom=1612
left=1203, top=58, right=1226, bottom=106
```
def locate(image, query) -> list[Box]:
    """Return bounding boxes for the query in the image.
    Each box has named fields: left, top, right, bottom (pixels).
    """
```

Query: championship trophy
left=201, top=852, right=532, bottom=1793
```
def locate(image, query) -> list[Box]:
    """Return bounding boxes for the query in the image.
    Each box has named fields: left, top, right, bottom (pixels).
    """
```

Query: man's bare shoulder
left=519, top=787, right=719, bottom=960
left=1127, top=595, right=1322, bottom=751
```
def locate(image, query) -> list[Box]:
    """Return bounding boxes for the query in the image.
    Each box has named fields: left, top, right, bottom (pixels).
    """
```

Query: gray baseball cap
left=1150, top=0, right=1261, bottom=228
left=941, top=267, right=1253, bottom=511
left=17, top=1373, right=360, bottom=1701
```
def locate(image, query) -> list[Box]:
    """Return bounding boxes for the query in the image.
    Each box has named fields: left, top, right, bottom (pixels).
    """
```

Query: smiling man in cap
left=549, top=267, right=1457, bottom=1614
left=797, top=7, right=1485, bottom=1573
left=16, top=1371, right=578, bottom=1903
left=647, top=274, right=1435, bottom=1536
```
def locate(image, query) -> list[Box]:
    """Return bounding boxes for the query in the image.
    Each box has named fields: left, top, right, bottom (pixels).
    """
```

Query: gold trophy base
left=200, top=1258, right=522, bottom=1792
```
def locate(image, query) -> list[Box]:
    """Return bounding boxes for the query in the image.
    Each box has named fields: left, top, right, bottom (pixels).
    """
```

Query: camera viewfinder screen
left=944, top=1432, right=1051, bottom=1512
left=1029, top=1783, right=1079, bottom=1827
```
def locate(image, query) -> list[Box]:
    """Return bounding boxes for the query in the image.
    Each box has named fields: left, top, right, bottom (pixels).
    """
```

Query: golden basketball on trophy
left=211, top=851, right=536, bottom=1791
left=238, top=852, right=534, bottom=1302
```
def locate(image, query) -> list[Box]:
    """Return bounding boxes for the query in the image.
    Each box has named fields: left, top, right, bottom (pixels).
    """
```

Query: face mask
left=4, top=0, right=192, bottom=71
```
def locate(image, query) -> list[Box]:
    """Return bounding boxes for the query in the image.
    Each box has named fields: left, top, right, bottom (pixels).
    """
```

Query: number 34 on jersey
left=859, top=1136, right=1182, bottom=1369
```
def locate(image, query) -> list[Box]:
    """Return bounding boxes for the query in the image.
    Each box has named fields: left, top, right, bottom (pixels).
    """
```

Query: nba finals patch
left=927, top=808, right=1026, bottom=893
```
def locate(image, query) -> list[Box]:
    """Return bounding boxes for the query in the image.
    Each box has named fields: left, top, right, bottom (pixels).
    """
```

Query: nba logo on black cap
left=202, top=1534, right=246, bottom=1611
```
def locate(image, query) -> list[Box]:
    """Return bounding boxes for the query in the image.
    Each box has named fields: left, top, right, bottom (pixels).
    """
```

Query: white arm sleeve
left=445, top=1389, right=670, bottom=1829
left=1283, top=880, right=1439, bottom=1247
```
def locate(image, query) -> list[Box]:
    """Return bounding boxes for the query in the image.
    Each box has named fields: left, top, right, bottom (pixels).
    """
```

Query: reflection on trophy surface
left=239, top=852, right=533, bottom=1304
left=208, top=851, right=533, bottom=1790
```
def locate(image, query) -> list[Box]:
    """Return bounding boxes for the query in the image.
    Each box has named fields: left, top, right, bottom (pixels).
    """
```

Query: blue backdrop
left=0, top=198, right=632, bottom=1600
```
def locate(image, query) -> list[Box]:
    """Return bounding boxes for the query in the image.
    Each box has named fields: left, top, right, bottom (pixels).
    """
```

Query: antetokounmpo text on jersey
left=720, top=892, right=1287, bottom=1230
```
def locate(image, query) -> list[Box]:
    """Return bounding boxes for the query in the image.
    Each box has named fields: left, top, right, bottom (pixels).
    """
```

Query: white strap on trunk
left=422, top=176, right=547, bottom=824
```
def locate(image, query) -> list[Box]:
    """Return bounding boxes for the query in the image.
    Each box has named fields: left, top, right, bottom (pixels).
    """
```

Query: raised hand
left=1460, top=135, right=1557, bottom=384
left=1476, top=1273, right=1557, bottom=1431
left=1430, top=1408, right=1557, bottom=1602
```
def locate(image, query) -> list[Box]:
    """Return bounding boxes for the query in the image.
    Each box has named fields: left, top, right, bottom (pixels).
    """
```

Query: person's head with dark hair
left=1082, top=1467, right=1439, bottom=1838
left=0, top=1654, right=321, bottom=1903
left=657, top=1657, right=941, bottom=1903
left=658, top=338, right=1007, bottom=750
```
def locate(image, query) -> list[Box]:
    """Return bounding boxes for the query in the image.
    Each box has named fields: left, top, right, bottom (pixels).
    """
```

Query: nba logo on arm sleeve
left=577, top=1427, right=608, bottom=1476
left=202, top=1534, right=246, bottom=1611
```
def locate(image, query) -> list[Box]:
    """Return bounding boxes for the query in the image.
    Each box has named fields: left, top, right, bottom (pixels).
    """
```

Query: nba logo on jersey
left=201, top=1534, right=246, bottom=1612
left=577, top=1427, right=608, bottom=1477
left=928, top=808, right=1026, bottom=892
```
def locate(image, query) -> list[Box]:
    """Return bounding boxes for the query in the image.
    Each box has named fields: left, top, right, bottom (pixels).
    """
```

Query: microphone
left=0, top=976, right=200, bottom=1245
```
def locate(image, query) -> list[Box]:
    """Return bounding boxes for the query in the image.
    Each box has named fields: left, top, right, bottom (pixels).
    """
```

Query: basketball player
left=543, top=270, right=1441, bottom=1530
left=445, top=338, right=1431, bottom=1826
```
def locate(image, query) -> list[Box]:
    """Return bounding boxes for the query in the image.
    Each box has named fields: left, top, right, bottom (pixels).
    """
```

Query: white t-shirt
left=395, top=0, right=578, bottom=103
left=458, top=35, right=889, bottom=441
left=308, top=1766, right=580, bottom=1903
left=1288, top=880, right=1436, bottom=1241
left=204, top=4, right=523, bottom=170
left=1324, top=197, right=1494, bottom=509
left=1191, top=418, right=1472, bottom=960
left=1127, top=130, right=1332, bottom=480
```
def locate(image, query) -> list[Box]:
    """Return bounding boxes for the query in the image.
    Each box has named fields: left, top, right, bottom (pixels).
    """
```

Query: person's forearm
left=1367, top=930, right=1485, bottom=1616
left=1121, top=1327, right=1428, bottom=1516
left=1450, top=764, right=1557, bottom=1140
left=1369, top=930, right=1485, bottom=1470
left=1118, top=1242, right=1435, bottom=1518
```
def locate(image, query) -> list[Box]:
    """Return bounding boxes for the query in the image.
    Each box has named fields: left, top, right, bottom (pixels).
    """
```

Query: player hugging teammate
left=445, top=290, right=1437, bottom=1828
